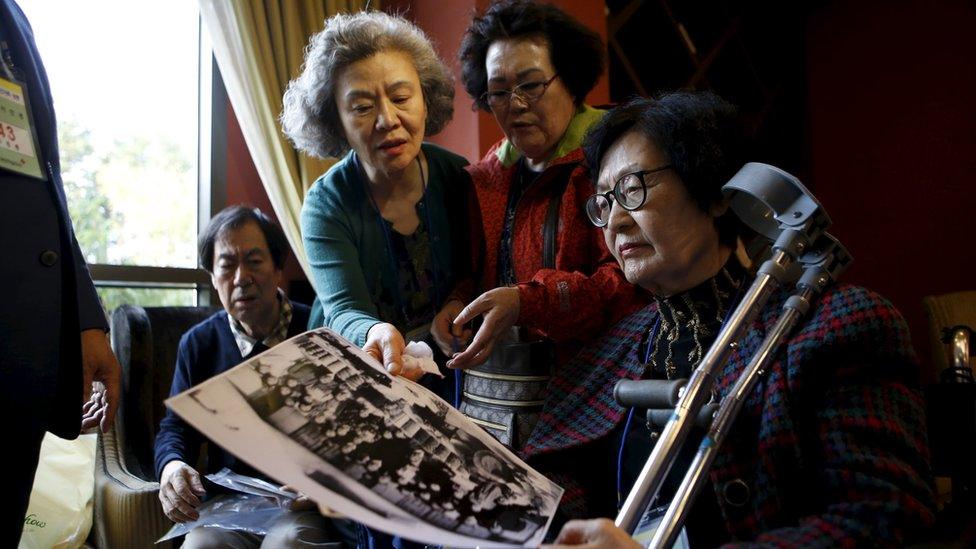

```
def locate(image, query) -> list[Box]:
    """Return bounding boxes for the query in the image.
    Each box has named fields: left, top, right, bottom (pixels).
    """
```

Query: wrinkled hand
left=430, top=299, right=472, bottom=356
left=541, top=519, right=642, bottom=548
left=363, top=323, right=423, bottom=381
left=80, top=328, right=120, bottom=433
left=159, top=460, right=206, bottom=523
left=446, top=287, right=520, bottom=370
left=81, top=388, right=107, bottom=432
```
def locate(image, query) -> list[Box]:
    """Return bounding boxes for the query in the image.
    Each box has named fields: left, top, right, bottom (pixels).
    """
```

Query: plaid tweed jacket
left=522, top=283, right=935, bottom=546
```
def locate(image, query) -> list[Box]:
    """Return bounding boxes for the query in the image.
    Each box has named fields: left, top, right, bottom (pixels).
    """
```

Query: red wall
left=806, top=0, right=976, bottom=377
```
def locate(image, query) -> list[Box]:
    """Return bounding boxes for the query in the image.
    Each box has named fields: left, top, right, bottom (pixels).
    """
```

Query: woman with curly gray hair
left=283, top=11, right=474, bottom=384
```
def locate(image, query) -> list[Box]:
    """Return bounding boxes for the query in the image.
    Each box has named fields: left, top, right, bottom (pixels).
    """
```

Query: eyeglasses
left=585, top=165, right=673, bottom=227
left=480, top=74, right=559, bottom=110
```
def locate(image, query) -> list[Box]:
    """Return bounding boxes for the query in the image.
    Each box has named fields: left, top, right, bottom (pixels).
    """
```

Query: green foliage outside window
left=60, top=118, right=196, bottom=269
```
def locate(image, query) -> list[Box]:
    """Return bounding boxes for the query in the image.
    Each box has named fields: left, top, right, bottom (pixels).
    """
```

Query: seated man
left=153, top=206, right=350, bottom=547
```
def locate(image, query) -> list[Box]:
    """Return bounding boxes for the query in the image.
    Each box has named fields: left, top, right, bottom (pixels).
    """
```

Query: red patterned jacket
left=464, top=107, right=646, bottom=356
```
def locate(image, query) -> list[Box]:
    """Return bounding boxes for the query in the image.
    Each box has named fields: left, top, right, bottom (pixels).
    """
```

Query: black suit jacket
left=0, top=0, right=107, bottom=438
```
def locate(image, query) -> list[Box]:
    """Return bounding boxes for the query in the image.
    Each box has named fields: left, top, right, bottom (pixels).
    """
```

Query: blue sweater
left=300, top=143, right=472, bottom=345
left=153, top=302, right=311, bottom=480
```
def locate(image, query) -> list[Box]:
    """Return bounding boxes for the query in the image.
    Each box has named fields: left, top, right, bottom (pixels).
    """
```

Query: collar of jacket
left=495, top=104, right=605, bottom=168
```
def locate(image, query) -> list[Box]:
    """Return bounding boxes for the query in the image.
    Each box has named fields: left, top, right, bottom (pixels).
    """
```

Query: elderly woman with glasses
left=282, top=11, right=474, bottom=382
left=436, top=0, right=644, bottom=449
left=528, top=92, right=934, bottom=546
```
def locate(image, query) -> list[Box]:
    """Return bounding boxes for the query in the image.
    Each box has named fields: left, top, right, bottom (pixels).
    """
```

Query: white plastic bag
left=157, top=469, right=295, bottom=543
left=19, top=432, right=96, bottom=549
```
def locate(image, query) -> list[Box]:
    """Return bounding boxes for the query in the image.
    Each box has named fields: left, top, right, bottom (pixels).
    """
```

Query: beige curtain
left=199, top=0, right=374, bottom=276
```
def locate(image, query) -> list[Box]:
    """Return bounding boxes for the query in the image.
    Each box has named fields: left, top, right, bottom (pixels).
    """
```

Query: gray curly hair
left=281, top=11, right=455, bottom=159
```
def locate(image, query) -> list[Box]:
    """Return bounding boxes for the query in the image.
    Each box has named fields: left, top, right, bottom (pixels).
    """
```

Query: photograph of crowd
left=173, top=328, right=562, bottom=546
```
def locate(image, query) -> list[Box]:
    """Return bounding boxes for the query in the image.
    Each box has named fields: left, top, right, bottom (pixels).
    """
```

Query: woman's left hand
left=446, top=287, right=520, bottom=369
left=540, top=519, right=642, bottom=548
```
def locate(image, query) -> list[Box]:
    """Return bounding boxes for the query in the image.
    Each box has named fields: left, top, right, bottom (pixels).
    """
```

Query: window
left=19, top=0, right=224, bottom=312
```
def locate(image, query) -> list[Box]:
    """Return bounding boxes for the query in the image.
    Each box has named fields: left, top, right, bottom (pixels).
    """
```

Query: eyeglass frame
left=585, top=165, right=673, bottom=227
left=479, top=74, right=560, bottom=110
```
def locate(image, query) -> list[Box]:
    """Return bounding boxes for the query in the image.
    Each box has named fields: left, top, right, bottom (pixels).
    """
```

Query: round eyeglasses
left=585, top=165, right=673, bottom=227
left=480, top=74, right=559, bottom=110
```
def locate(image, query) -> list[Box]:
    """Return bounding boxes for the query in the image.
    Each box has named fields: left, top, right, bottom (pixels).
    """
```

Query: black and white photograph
left=167, top=328, right=563, bottom=547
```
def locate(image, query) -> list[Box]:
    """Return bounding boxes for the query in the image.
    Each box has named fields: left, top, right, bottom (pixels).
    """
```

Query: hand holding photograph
left=166, top=328, right=563, bottom=547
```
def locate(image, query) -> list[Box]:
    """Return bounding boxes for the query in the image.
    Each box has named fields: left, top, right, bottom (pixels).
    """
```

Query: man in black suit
left=0, top=1, right=120, bottom=543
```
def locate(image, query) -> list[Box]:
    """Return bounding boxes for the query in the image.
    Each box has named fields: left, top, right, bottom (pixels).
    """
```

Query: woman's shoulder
left=422, top=142, right=470, bottom=170
left=785, top=282, right=916, bottom=365
left=304, top=152, right=360, bottom=209
left=818, top=283, right=899, bottom=314
left=464, top=142, right=513, bottom=184
left=760, top=282, right=901, bottom=327
left=808, top=283, right=905, bottom=330
left=422, top=144, right=474, bottom=204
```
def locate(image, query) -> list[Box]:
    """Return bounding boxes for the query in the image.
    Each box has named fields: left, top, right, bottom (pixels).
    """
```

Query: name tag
left=0, top=75, right=45, bottom=180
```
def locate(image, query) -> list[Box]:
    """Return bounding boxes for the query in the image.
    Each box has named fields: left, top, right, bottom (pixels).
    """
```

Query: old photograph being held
left=167, top=328, right=563, bottom=547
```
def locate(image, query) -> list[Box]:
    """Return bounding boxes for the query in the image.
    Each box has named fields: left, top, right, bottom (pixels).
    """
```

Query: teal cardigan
left=301, top=143, right=472, bottom=345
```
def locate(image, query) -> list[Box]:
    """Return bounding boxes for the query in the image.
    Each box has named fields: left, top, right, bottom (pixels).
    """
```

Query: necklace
left=356, top=151, right=440, bottom=323
left=643, top=266, right=743, bottom=380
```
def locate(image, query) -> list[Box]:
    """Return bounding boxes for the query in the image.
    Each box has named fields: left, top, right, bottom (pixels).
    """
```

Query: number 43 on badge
left=0, top=75, right=45, bottom=180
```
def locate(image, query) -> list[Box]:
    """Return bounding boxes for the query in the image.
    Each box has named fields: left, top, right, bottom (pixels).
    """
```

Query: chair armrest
left=92, top=427, right=175, bottom=549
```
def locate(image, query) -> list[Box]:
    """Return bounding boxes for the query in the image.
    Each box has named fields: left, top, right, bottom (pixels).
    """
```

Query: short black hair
left=582, top=91, right=747, bottom=246
left=198, top=205, right=289, bottom=272
left=459, top=0, right=605, bottom=111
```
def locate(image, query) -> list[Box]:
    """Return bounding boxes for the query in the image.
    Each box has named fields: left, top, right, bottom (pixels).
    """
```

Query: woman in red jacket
left=432, top=0, right=646, bottom=449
